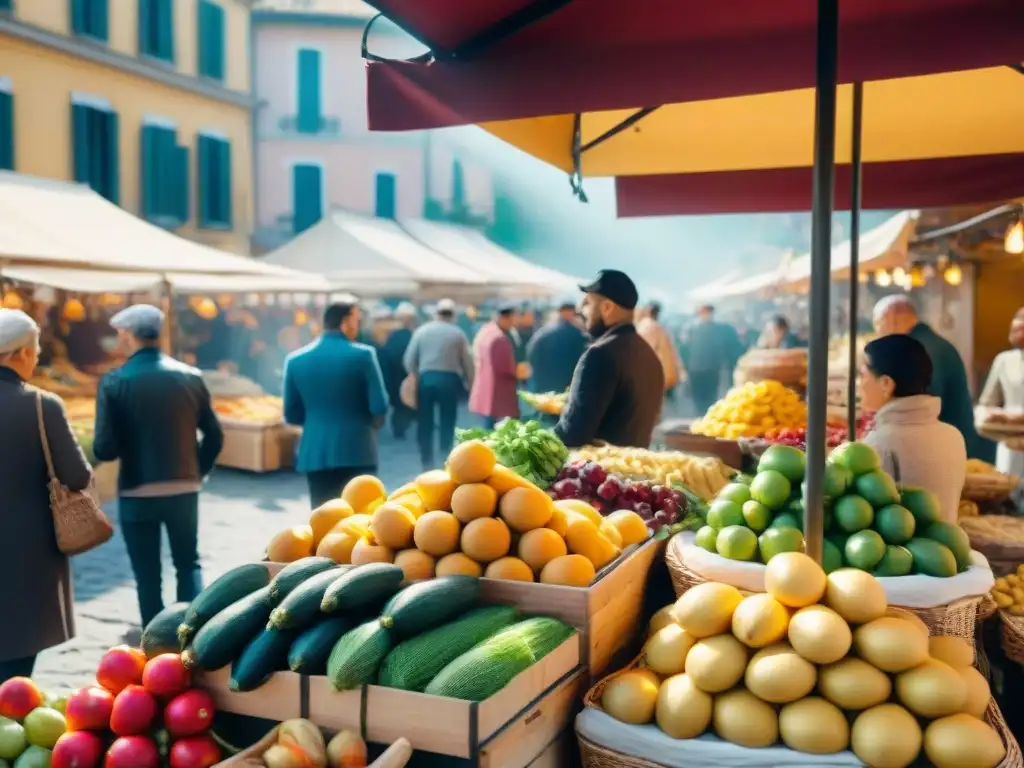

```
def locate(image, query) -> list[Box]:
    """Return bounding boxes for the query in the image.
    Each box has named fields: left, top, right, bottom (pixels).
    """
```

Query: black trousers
left=307, top=466, right=377, bottom=510
left=0, top=655, right=35, bottom=685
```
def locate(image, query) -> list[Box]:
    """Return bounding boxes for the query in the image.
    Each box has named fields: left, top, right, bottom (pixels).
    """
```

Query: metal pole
left=847, top=82, right=863, bottom=442
left=803, top=0, right=840, bottom=563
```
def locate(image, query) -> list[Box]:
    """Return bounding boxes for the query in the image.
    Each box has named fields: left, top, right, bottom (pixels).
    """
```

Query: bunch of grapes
left=549, top=460, right=688, bottom=533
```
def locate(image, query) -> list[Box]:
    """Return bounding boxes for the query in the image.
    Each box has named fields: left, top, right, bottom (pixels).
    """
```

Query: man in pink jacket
left=469, top=305, right=520, bottom=428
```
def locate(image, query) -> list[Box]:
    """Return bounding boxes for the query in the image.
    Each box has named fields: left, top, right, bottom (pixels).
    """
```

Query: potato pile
left=266, top=440, right=649, bottom=587
left=990, top=566, right=1024, bottom=614
left=602, top=554, right=1004, bottom=768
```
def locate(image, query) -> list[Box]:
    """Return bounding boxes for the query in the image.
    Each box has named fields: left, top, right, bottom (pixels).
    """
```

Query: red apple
left=104, top=736, right=159, bottom=768
left=163, top=690, right=215, bottom=738
left=141, top=654, right=191, bottom=701
left=109, top=685, right=158, bottom=736
left=169, top=735, right=221, bottom=768
left=0, top=677, right=45, bottom=720
left=96, top=646, right=146, bottom=695
left=65, top=687, right=115, bottom=732
left=52, top=731, right=104, bottom=768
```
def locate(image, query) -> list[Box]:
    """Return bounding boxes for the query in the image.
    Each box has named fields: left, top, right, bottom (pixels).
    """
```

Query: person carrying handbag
left=0, top=309, right=97, bottom=683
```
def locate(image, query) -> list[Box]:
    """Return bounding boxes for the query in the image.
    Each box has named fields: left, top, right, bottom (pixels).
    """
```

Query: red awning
left=365, top=0, right=1024, bottom=130
left=613, top=153, right=1024, bottom=217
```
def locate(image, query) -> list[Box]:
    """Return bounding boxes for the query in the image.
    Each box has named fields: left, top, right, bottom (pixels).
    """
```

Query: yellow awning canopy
left=482, top=67, right=1024, bottom=176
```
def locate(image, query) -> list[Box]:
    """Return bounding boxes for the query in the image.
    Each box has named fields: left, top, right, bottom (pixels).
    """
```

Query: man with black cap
left=555, top=270, right=664, bottom=448
left=93, top=304, right=224, bottom=627
left=526, top=301, right=587, bottom=395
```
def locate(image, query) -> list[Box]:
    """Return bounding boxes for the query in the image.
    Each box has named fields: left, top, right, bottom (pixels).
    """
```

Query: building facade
left=251, top=0, right=494, bottom=250
left=0, top=0, right=254, bottom=254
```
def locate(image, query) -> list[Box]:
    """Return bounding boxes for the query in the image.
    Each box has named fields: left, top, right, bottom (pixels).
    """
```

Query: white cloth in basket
left=576, top=709, right=862, bottom=767
left=671, top=531, right=995, bottom=608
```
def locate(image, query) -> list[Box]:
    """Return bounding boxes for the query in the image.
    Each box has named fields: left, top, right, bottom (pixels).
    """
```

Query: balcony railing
left=277, top=115, right=341, bottom=136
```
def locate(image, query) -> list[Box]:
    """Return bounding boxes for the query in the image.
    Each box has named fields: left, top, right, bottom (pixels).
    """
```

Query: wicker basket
left=963, top=472, right=1020, bottom=503
left=665, top=537, right=708, bottom=598
left=578, top=655, right=1022, bottom=768
left=999, top=610, right=1024, bottom=666
left=960, top=516, right=1024, bottom=572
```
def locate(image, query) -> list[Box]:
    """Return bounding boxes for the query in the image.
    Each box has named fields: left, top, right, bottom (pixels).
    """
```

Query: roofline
left=251, top=10, right=400, bottom=30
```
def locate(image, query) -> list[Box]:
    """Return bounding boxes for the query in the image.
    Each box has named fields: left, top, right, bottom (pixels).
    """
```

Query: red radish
left=141, top=654, right=191, bottom=700
left=96, top=646, right=146, bottom=694
left=109, top=685, right=158, bottom=736
left=104, top=736, right=160, bottom=768
left=52, top=731, right=104, bottom=768
left=0, top=676, right=45, bottom=720
left=65, top=687, right=115, bottom=732
left=164, top=689, right=215, bottom=738
left=169, top=734, right=221, bottom=768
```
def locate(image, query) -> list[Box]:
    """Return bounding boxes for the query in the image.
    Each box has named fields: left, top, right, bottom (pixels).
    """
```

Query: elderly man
left=555, top=270, right=664, bottom=448
left=872, top=295, right=994, bottom=461
left=404, top=298, right=474, bottom=469
left=93, top=304, right=224, bottom=626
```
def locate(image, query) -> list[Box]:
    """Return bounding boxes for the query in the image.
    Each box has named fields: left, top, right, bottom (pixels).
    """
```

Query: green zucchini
left=178, top=564, right=271, bottom=646
left=320, top=563, right=405, bottom=613
left=183, top=586, right=274, bottom=671
left=424, top=617, right=575, bottom=701
left=288, top=615, right=354, bottom=674
left=141, top=602, right=189, bottom=658
left=230, top=626, right=295, bottom=691
left=379, top=575, right=480, bottom=638
left=269, top=557, right=338, bottom=603
left=378, top=605, right=520, bottom=691
left=268, top=566, right=346, bottom=630
left=326, top=621, right=393, bottom=691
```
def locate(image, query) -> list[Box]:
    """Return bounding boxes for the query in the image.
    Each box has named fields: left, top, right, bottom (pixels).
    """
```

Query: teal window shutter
left=0, top=91, right=12, bottom=171
left=197, top=135, right=231, bottom=228
left=0, top=0, right=10, bottom=11
left=198, top=1, right=225, bottom=80
left=139, top=0, right=172, bottom=60
left=158, top=0, right=174, bottom=61
left=196, top=135, right=210, bottom=225
left=218, top=139, right=232, bottom=226
left=104, top=109, right=119, bottom=203
left=92, top=0, right=109, bottom=42
left=137, top=0, right=150, bottom=54
left=374, top=172, right=396, bottom=219
left=292, top=164, right=322, bottom=234
left=71, top=103, right=90, bottom=183
left=296, top=48, right=321, bottom=134
left=451, top=159, right=465, bottom=209
left=173, top=144, right=189, bottom=223
left=71, top=0, right=88, bottom=35
left=71, top=0, right=108, bottom=40
left=140, top=124, right=158, bottom=218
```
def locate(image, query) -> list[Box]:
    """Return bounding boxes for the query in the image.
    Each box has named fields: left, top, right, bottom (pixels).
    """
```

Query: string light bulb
left=909, top=264, right=927, bottom=288
left=1, top=291, right=23, bottom=310
left=1005, top=215, right=1024, bottom=255
left=874, top=270, right=892, bottom=287
left=943, top=263, right=963, bottom=286
left=294, top=309, right=309, bottom=326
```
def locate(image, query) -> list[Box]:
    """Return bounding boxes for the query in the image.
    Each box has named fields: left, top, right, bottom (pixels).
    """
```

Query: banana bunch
left=958, top=499, right=980, bottom=518
left=991, top=566, right=1024, bottom=614
left=967, top=458, right=1001, bottom=475
left=571, top=445, right=733, bottom=499
left=519, top=390, right=567, bottom=415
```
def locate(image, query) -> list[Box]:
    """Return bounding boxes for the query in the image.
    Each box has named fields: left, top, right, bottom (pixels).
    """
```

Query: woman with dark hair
left=860, top=333, right=966, bottom=523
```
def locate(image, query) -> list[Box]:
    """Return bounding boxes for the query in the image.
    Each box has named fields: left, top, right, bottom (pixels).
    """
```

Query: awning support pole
left=804, top=0, right=840, bottom=564
left=847, top=82, right=864, bottom=442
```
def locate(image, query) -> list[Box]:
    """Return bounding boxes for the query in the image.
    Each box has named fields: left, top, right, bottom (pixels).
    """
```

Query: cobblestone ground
left=34, top=431, right=428, bottom=691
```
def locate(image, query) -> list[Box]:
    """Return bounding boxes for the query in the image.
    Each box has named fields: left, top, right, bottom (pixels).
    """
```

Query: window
left=141, top=122, right=189, bottom=225
left=295, top=48, right=322, bottom=134
left=197, top=134, right=231, bottom=228
left=70, top=0, right=108, bottom=41
left=0, top=80, right=11, bottom=171
left=292, top=163, right=322, bottom=234
left=0, top=0, right=11, bottom=12
left=374, top=172, right=396, bottom=219
left=197, top=0, right=225, bottom=81
left=71, top=99, right=118, bottom=203
left=138, top=0, right=173, bottom=62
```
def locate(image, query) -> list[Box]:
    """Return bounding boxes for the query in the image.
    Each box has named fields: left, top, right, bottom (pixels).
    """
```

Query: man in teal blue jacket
left=284, top=302, right=389, bottom=508
left=873, top=295, right=995, bottom=462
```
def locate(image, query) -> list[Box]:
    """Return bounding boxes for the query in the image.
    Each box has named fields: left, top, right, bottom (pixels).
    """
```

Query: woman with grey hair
left=0, top=308, right=92, bottom=682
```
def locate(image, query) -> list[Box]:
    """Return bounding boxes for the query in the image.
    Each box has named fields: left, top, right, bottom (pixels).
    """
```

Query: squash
left=341, top=475, right=386, bottom=515
left=540, top=554, right=596, bottom=587
left=461, top=517, right=511, bottom=563
left=485, top=557, right=535, bottom=582
left=486, top=464, right=540, bottom=495
left=390, top=493, right=426, bottom=519
left=518, top=528, right=567, bottom=572
left=413, top=511, right=461, bottom=557
left=350, top=537, right=394, bottom=566
left=316, top=531, right=360, bottom=564
left=546, top=505, right=569, bottom=537
left=370, top=503, right=417, bottom=549
left=450, top=483, right=498, bottom=523
left=565, top=515, right=621, bottom=569
left=447, top=440, right=497, bottom=484
left=267, top=526, right=314, bottom=563
left=393, top=549, right=436, bottom=581
left=435, top=553, right=483, bottom=577
left=500, top=486, right=554, bottom=532
left=414, top=470, right=458, bottom=511
left=309, top=499, right=354, bottom=548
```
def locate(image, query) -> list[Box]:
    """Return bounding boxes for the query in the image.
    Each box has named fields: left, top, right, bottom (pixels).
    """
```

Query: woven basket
left=963, top=472, right=1020, bottom=503
left=999, top=610, right=1024, bottom=665
left=960, top=516, right=1024, bottom=570
left=665, top=538, right=709, bottom=598
left=578, top=655, right=1022, bottom=768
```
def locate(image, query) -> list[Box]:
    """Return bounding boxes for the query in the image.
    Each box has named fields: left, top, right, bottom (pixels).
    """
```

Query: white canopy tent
left=262, top=209, right=490, bottom=299
left=399, top=218, right=582, bottom=298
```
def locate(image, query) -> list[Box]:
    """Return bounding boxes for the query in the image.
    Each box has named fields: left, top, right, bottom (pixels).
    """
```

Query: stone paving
left=34, top=431, right=427, bottom=692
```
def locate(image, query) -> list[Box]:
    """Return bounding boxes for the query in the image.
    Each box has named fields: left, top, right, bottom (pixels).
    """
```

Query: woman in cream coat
left=978, top=308, right=1024, bottom=504
left=860, top=334, right=967, bottom=524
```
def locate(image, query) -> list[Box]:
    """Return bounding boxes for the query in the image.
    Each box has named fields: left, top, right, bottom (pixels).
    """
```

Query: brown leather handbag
left=36, top=393, right=114, bottom=555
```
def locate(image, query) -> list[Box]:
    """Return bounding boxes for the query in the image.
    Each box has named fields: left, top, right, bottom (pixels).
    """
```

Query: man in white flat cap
left=0, top=309, right=93, bottom=682
left=93, top=304, right=224, bottom=627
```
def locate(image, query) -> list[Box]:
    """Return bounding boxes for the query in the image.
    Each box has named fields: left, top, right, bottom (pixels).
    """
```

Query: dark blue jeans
left=416, top=371, right=464, bottom=469
left=119, top=493, right=202, bottom=627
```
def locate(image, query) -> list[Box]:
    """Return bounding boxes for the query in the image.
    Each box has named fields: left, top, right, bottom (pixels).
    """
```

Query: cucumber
left=183, top=587, right=274, bottom=671
left=379, top=575, right=480, bottom=638
left=178, top=564, right=271, bottom=646
left=269, top=557, right=338, bottom=603
left=378, top=605, right=520, bottom=691
left=288, top=615, right=355, bottom=674
left=269, top=567, right=347, bottom=630
left=321, top=563, right=405, bottom=613
left=231, top=626, right=295, bottom=692
left=141, top=602, right=190, bottom=658
left=326, top=621, right=393, bottom=691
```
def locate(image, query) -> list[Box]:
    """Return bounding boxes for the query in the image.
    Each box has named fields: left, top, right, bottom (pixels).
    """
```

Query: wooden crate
left=198, top=667, right=304, bottom=721
left=217, top=422, right=285, bottom=473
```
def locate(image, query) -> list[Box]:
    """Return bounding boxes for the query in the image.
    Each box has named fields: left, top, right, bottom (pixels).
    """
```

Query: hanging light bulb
left=909, top=264, right=927, bottom=288
left=874, top=270, right=892, bottom=287
left=892, top=266, right=907, bottom=284
left=192, top=297, right=218, bottom=320
left=857, top=270, right=870, bottom=284
left=943, top=263, right=963, bottom=286
left=1005, top=215, right=1024, bottom=255
left=63, top=298, right=86, bottom=322
left=294, top=309, right=309, bottom=326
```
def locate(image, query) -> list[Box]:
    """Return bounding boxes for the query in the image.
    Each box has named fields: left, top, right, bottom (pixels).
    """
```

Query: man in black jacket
left=555, top=271, right=664, bottom=448
left=93, top=305, right=224, bottom=626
